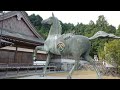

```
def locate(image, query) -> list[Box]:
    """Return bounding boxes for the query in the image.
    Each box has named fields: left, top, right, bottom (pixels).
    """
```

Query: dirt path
left=47, top=70, right=120, bottom=79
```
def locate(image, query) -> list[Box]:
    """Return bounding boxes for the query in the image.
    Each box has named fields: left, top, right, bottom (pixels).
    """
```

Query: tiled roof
left=0, top=28, right=44, bottom=44
left=0, top=39, right=13, bottom=48
left=0, top=11, right=44, bottom=44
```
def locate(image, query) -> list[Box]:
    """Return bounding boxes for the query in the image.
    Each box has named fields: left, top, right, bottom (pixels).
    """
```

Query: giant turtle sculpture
left=33, top=13, right=120, bottom=79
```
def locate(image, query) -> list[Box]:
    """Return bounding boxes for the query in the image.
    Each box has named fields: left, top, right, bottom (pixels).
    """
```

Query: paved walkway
left=16, top=75, right=97, bottom=79
left=17, top=75, right=66, bottom=79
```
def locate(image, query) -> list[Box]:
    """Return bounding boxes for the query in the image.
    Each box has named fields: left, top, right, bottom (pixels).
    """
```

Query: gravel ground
left=16, top=70, right=120, bottom=79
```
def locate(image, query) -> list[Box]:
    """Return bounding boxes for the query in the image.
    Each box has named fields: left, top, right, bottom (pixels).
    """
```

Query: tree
left=28, top=14, right=43, bottom=30
left=96, top=15, right=109, bottom=33
left=105, top=40, right=120, bottom=63
left=60, top=21, right=74, bottom=34
left=40, top=24, right=50, bottom=39
left=100, top=40, right=120, bottom=73
left=107, top=25, right=116, bottom=34
left=74, top=23, right=87, bottom=35
left=84, top=20, right=96, bottom=37
left=116, top=25, right=120, bottom=36
left=96, top=15, right=108, bottom=27
left=28, top=14, right=50, bottom=39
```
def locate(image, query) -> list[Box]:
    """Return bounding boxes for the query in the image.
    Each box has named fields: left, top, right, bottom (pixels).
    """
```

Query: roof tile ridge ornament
left=17, top=12, right=22, bottom=20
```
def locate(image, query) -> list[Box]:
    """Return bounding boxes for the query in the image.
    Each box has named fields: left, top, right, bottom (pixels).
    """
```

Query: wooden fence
left=0, top=49, right=47, bottom=64
left=0, top=61, right=120, bottom=79
left=0, top=63, right=57, bottom=79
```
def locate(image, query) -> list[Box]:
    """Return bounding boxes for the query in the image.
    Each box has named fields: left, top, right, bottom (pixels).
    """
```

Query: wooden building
left=0, top=11, right=47, bottom=65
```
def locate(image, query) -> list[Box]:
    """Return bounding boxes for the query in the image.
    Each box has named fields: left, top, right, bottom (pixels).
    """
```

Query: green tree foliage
left=60, top=21, right=75, bottom=34
left=108, top=25, right=116, bottom=34
left=96, top=15, right=109, bottom=32
left=85, top=20, right=97, bottom=37
left=100, top=40, right=120, bottom=72
left=74, top=23, right=87, bottom=35
left=116, top=25, right=120, bottom=36
left=28, top=14, right=50, bottom=39
left=92, top=15, right=116, bottom=58
left=40, top=24, right=50, bottom=39
left=29, top=14, right=43, bottom=29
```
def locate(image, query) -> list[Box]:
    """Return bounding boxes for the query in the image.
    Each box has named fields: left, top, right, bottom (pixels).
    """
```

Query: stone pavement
left=17, top=75, right=66, bottom=79
left=16, top=75, right=97, bottom=79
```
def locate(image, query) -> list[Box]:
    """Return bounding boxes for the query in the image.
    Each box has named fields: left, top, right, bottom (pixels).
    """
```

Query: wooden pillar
left=32, top=49, right=34, bottom=65
left=8, top=50, right=10, bottom=64
left=14, top=46, right=18, bottom=63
